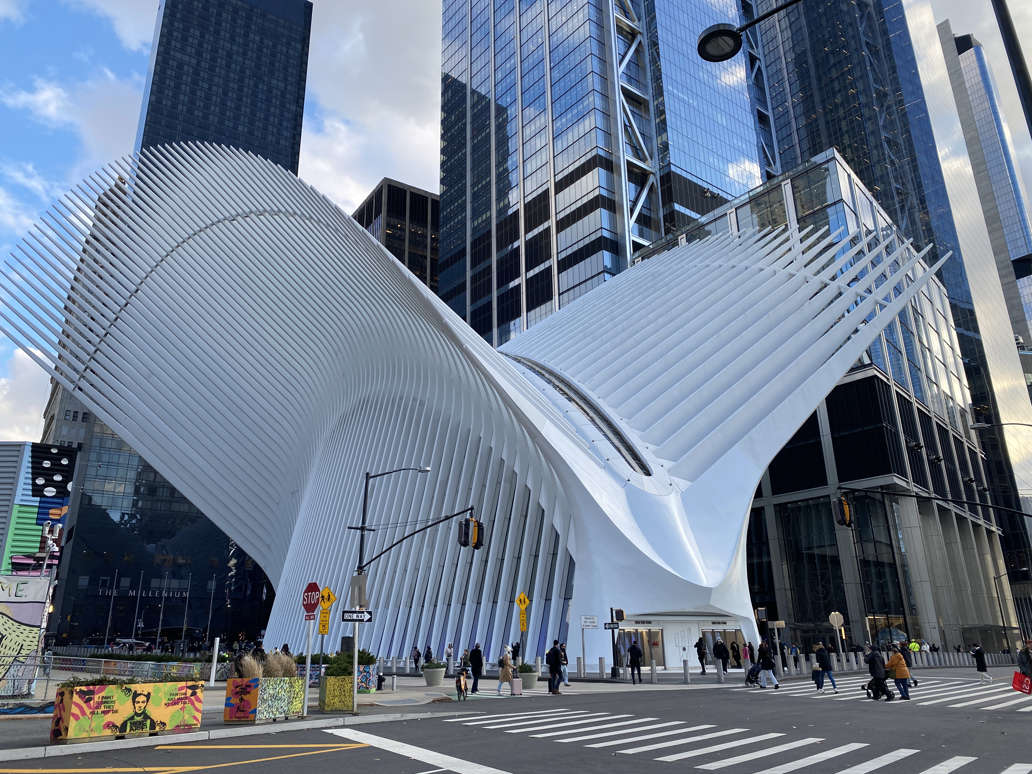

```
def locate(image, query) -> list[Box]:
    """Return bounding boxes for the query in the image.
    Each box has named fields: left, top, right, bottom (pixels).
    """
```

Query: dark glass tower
left=135, top=0, right=312, bottom=173
left=44, top=0, right=311, bottom=648
left=439, top=0, right=771, bottom=346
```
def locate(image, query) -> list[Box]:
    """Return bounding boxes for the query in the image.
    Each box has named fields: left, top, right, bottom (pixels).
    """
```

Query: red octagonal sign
left=301, top=582, right=321, bottom=614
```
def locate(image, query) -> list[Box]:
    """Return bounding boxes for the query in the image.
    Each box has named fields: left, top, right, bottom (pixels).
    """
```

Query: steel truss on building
left=0, top=143, right=947, bottom=658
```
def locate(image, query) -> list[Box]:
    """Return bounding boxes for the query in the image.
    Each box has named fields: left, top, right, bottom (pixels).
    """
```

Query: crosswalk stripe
left=652, top=732, right=784, bottom=762
left=502, top=713, right=626, bottom=733
left=914, top=756, right=978, bottom=772
left=607, top=727, right=741, bottom=753
left=1017, top=705, right=1032, bottom=712
left=918, top=685, right=1012, bottom=706
left=694, top=737, right=823, bottom=770
left=480, top=711, right=603, bottom=730
left=445, top=708, right=574, bottom=724
left=470, top=710, right=592, bottom=728
left=586, top=724, right=716, bottom=749
left=981, top=695, right=1032, bottom=710
left=832, top=748, right=920, bottom=773
left=948, top=688, right=1021, bottom=707
left=531, top=717, right=659, bottom=738
left=905, top=683, right=998, bottom=701
left=760, top=742, right=870, bottom=774
left=1000, top=765, right=1032, bottom=773
left=555, top=720, right=685, bottom=743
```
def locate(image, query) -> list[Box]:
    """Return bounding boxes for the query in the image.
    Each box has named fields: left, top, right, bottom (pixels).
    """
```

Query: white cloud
left=0, top=78, right=70, bottom=124
left=0, top=0, right=25, bottom=23
left=0, top=184, right=38, bottom=234
left=1, top=161, right=62, bottom=202
left=0, top=348, right=48, bottom=442
left=62, top=0, right=156, bottom=52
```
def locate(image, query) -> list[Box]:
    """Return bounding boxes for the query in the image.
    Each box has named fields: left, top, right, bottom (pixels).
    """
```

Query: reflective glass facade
left=353, top=179, right=440, bottom=291
left=438, top=0, right=767, bottom=346
left=135, top=0, right=311, bottom=174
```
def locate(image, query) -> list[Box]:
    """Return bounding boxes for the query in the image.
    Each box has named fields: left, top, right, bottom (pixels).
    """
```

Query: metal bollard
left=650, top=660, right=657, bottom=684
left=682, top=659, right=691, bottom=684
left=598, top=657, right=606, bottom=677
left=390, top=674, right=397, bottom=692
left=576, top=656, right=584, bottom=679
left=536, top=657, right=543, bottom=675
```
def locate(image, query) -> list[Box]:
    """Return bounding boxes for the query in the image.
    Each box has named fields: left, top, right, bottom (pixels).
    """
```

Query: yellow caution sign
left=516, top=592, right=530, bottom=610
left=519, top=610, right=527, bottom=632
left=318, top=608, right=332, bottom=635
left=320, top=586, right=337, bottom=610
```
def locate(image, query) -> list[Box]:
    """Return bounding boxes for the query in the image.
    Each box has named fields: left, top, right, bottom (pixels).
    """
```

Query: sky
left=0, top=0, right=1028, bottom=442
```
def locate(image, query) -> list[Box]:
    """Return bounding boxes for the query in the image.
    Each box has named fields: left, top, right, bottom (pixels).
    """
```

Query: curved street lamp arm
left=357, top=506, right=474, bottom=573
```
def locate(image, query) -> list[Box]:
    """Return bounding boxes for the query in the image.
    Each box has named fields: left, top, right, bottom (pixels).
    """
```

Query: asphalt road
left=7, top=667, right=1031, bottom=773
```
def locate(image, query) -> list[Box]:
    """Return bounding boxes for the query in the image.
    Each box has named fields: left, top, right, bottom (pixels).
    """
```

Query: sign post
left=516, top=593, right=529, bottom=657
left=770, top=619, right=786, bottom=677
left=580, top=615, right=598, bottom=667
left=319, top=586, right=336, bottom=675
left=301, top=581, right=320, bottom=716
left=828, top=611, right=845, bottom=655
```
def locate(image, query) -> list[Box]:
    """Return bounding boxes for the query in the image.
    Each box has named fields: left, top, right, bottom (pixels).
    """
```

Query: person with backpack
left=546, top=640, right=563, bottom=694
left=695, top=637, right=708, bottom=675
left=864, top=645, right=892, bottom=701
left=469, top=643, right=484, bottom=694
left=885, top=644, right=911, bottom=700
left=970, top=643, right=992, bottom=683
left=815, top=641, right=838, bottom=693
left=627, top=639, right=644, bottom=685
left=898, top=639, right=918, bottom=687
left=757, top=640, right=779, bottom=689
left=713, top=639, right=730, bottom=674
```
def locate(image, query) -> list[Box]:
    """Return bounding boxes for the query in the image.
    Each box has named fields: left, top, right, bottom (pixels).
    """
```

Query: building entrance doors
left=617, top=628, right=665, bottom=667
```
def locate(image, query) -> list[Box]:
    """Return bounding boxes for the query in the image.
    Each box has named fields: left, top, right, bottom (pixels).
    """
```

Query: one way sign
left=341, top=609, right=373, bottom=623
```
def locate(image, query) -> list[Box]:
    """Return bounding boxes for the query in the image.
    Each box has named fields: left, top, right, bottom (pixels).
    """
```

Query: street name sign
left=516, top=592, right=530, bottom=610
left=341, top=609, right=374, bottom=623
left=580, top=615, right=599, bottom=629
left=301, top=581, right=320, bottom=621
left=603, top=621, right=620, bottom=630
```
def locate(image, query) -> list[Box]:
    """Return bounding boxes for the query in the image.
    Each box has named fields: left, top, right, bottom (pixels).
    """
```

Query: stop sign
left=301, top=582, right=320, bottom=614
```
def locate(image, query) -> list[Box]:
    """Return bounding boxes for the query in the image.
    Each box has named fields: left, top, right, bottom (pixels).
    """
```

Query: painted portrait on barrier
left=0, top=576, right=48, bottom=691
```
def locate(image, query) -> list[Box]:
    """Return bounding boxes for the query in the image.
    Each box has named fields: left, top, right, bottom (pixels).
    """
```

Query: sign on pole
left=519, top=610, right=527, bottom=632
left=828, top=611, right=844, bottom=628
left=318, top=608, right=332, bottom=635
left=603, top=621, right=620, bottom=631
left=301, top=582, right=320, bottom=621
left=516, top=592, right=530, bottom=610
left=580, top=615, right=599, bottom=629
left=320, top=587, right=337, bottom=610
left=771, top=620, right=786, bottom=629
left=341, top=609, right=374, bottom=623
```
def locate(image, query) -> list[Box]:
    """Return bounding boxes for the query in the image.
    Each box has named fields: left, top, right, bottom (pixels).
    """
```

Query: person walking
left=886, top=644, right=911, bottom=700
left=546, top=640, right=563, bottom=694
left=757, top=641, right=779, bottom=689
left=714, top=638, right=730, bottom=673
left=695, top=637, right=708, bottom=675
left=899, top=639, right=918, bottom=687
left=560, top=643, right=570, bottom=686
left=511, top=641, right=521, bottom=666
left=1018, top=639, right=1032, bottom=678
left=746, top=641, right=755, bottom=664
left=469, top=643, right=484, bottom=694
left=970, top=643, right=992, bottom=683
left=412, top=645, right=421, bottom=673
left=815, top=641, right=838, bottom=693
left=730, top=641, right=741, bottom=669
left=864, top=645, right=892, bottom=700
left=424, top=644, right=434, bottom=665
left=497, top=646, right=514, bottom=695
left=628, top=639, right=644, bottom=685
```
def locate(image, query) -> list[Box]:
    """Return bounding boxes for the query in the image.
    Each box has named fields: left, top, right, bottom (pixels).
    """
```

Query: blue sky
left=0, top=0, right=1028, bottom=440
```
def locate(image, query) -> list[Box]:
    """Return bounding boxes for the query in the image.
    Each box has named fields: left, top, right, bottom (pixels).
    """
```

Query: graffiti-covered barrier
left=50, top=680, right=203, bottom=742
left=223, top=677, right=305, bottom=723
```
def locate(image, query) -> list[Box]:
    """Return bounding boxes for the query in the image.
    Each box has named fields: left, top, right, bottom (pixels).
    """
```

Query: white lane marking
left=981, top=695, right=1032, bottom=710
left=478, top=711, right=595, bottom=728
left=414, top=770, right=448, bottom=774
left=596, top=726, right=731, bottom=752
left=914, top=756, right=978, bottom=773
left=1018, top=704, right=1032, bottom=712
left=1000, top=766, right=1032, bottom=773
left=445, top=708, right=575, bottom=724
left=325, top=728, right=511, bottom=774
left=501, top=712, right=626, bottom=733
left=531, top=716, right=658, bottom=738
left=760, top=742, right=870, bottom=774
left=556, top=720, right=684, bottom=743
left=652, top=732, right=784, bottom=762
left=903, top=683, right=999, bottom=701
left=695, top=737, right=823, bottom=769
left=948, top=688, right=1021, bottom=707
left=832, top=748, right=920, bottom=773
left=919, top=685, right=1012, bottom=706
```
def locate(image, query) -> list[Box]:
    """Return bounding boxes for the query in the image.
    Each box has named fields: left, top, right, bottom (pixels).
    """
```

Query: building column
left=763, top=502, right=796, bottom=624
left=892, top=495, right=940, bottom=644
left=941, top=513, right=976, bottom=625
left=920, top=502, right=959, bottom=649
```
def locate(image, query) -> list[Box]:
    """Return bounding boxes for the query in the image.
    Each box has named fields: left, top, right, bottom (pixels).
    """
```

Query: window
left=64, top=410, right=70, bottom=420
left=82, top=412, right=90, bottom=423
left=71, top=411, right=78, bottom=422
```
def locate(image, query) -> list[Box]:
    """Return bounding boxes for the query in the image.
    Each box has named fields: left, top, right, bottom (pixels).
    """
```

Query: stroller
left=455, top=666, right=471, bottom=700
left=745, top=663, right=761, bottom=686
left=862, top=677, right=895, bottom=701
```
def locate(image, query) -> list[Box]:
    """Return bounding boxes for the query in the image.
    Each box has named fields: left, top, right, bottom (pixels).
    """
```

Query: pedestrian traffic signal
left=834, top=494, right=853, bottom=527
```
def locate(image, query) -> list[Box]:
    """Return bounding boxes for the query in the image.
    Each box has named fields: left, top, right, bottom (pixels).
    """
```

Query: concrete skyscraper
left=438, top=0, right=773, bottom=345
left=42, top=0, right=312, bottom=646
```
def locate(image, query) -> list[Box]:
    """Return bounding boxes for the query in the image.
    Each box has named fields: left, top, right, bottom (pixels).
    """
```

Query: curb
left=0, top=709, right=477, bottom=762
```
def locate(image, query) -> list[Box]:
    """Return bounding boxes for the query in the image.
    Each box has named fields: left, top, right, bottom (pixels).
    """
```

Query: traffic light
left=470, top=518, right=485, bottom=550
left=834, top=494, right=853, bottom=527
left=457, top=518, right=470, bottom=547
left=614, top=608, right=625, bottom=622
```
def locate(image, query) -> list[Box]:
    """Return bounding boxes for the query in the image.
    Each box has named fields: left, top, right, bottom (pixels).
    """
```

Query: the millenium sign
left=0, top=143, right=945, bottom=658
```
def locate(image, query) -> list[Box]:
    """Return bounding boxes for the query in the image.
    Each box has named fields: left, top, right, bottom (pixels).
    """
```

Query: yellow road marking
left=0, top=743, right=368, bottom=774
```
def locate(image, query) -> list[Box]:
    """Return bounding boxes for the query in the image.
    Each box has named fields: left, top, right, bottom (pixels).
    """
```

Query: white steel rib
left=0, top=143, right=947, bottom=656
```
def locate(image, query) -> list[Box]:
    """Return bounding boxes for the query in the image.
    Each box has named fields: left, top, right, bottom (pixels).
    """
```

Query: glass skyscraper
left=43, top=0, right=311, bottom=648
left=439, top=0, right=770, bottom=346
left=941, top=22, right=1032, bottom=346
left=756, top=0, right=1032, bottom=614
left=136, top=0, right=312, bottom=173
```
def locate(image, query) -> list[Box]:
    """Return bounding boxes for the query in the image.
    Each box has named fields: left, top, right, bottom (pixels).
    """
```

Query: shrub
left=235, top=654, right=263, bottom=679
left=517, top=662, right=537, bottom=673
left=423, top=661, right=447, bottom=670
left=59, top=676, right=140, bottom=688
left=324, top=652, right=353, bottom=677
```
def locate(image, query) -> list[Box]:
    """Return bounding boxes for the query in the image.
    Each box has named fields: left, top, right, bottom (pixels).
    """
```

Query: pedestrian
left=1018, top=639, right=1032, bottom=678
left=560, top=643, right=570, bottom=686
left=424, top=644, right=433, bottom=664
left=898, top=640, right=918, bottom=687
left=497, top=646, right=514, bottom=695
left=281, top=643, right=291, bottom=657
left=695, top=637, right=708, bottom=675
left=970, top=642, right=992, bottom=683
left=713, top=638, right=730, bottom=673
left=412, top=645, right=421, bottom=672
left=511, top=641, right=521, bottom=665
left=469, top=642, right=484, bottom=694
left=757, top=641, right=779, bottom=689
left=864, top=644, right=892, bottom=701
left=746, top=641, right=755, bottom=664
left=730, top=641, right=741, bottom=669
left=790, top=642, right=800, bottom=669
left=815, top=641, right=838, bottom=693
left=886, top=644, right=911, bottom=700
left=628, top=639, right=643, bottom=685
left=546, top=640, right=563, bottom=694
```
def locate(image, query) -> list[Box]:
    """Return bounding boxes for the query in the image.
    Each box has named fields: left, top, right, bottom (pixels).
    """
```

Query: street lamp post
left=970, top=421, right=1032, bottom=431
left=347, top=466, right=431, bottom=713
left=697, top=0, right=805, bottom=62
left=993, top=567, right=1027, bottom=656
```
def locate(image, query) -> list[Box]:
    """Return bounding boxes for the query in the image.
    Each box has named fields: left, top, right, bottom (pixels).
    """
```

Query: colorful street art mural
left=0, top=575, right=49, bottom=696
left=223, top=677, right=306, bottom=722
left=50, top=680, right=204, bottom=742
left=223, top=677, right=259, bottom=722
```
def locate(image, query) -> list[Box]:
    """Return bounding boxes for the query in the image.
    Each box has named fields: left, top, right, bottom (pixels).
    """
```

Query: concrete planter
left=51, top=680, right=203, bottom=743
left=423, top=667, right=446, bottom=687
left=223, top=677, right=305, bottom=723
left=518, top=670, right=538, bottom=690
left=318, top=675, right=355, bottom=712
